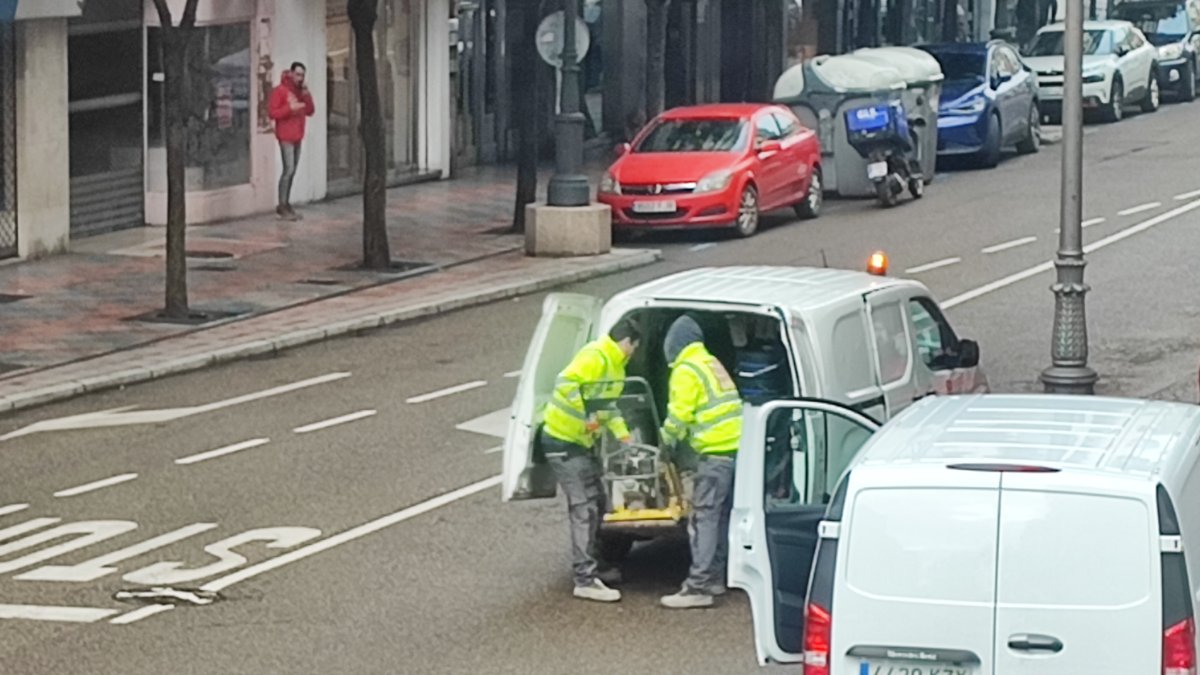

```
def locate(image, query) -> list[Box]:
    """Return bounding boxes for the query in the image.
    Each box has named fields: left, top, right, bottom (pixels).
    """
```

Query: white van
left=502, top=265, right=986, bottom=558
left=732, top=393, right=1200, bottom=673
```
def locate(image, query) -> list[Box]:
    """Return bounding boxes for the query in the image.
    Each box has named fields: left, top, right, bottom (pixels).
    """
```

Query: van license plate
left=867, top=161, right=889, bottom=180
left=862, top=663, right=970, bottom=675
left=632, top=200, right=676, bottom=213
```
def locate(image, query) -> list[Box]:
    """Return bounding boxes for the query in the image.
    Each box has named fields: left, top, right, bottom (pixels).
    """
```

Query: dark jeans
left=278, top=142, right=300, bottom=208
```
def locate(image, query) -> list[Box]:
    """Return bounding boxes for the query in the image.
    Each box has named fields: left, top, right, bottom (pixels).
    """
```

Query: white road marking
left=689, top=243, right=717, bottom=252
left=176, top=438, right=270, bottom=465
left=503, top=370, right=521, bottom=378
left=483, top=445, right=503, bottom=454
left=1175, top=189, right=1200, bottom=201
left=0, top=604, right=118, bottom=623
left=125, top=527, right=321, bottom=586
left=981, top=236, right=1037, bottom=254
left=1054, top=217, right=1105, bottom=233
left=1117, top=201, right=1162, bottom=216
left=0, top=503, right=29, bottom=517
left=17, top=523, right=218, bottom=582
left=904, top=257, right=961, bottom=274
left=199, top=475, right=502, bottom=593
left=945, top=198, right=1200, bottom=309
left=406, top=381, right=488, bottom=404
left=0, top=372, right=352, bottom=441
left=0, top=518, right=61, bottom=542
left=293, top=410, right=376, bottom=434
left=54, top=473, right=138, bottom=498
left=109, top=604, right=174, bottom=625
left=0, top=520, right=138, bottom=575
left=455, top=408, right=511, bottom=439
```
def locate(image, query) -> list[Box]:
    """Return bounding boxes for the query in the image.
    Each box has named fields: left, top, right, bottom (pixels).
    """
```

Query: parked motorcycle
left=845, top=101, right=924, bottom=207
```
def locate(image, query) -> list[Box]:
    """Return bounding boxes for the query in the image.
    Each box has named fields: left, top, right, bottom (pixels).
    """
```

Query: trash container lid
left=851, top=46, right=945, bottom=85
left=808, top=54, right=906, bottom=93
left=773, top=63, right=806, bottom=101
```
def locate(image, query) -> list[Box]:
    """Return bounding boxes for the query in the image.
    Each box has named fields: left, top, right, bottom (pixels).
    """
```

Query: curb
left=0, top=249, right=662, bottom=416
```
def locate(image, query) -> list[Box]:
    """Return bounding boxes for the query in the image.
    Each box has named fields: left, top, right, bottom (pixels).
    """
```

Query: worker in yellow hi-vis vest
left=540, top=317, right=642, bottom=604
left=657, top=315, right=744, bottom=609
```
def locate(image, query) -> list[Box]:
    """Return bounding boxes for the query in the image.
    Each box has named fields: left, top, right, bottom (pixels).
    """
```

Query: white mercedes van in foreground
left=733, top=394, right=1200, bottom=673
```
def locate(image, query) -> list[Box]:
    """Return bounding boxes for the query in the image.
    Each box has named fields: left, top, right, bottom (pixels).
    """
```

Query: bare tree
left=348, top=0, right=391, bottom=269
left=512, top=0, right=543, bottom=233
left=644, top=0, right=672, bottom=119
left=150, top=0, right=200, bottom=318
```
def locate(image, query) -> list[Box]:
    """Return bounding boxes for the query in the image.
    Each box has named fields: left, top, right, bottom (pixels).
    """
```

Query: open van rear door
left=728, top=399, right=880, bottom=664
left=502, top=293, right=603, bottom=502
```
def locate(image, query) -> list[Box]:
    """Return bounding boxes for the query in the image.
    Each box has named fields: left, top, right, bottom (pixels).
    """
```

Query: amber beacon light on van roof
left=866, top=251, right=888, bottom=276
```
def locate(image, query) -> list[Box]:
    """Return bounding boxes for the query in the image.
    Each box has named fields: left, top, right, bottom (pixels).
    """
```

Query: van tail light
left=803, top=602, right=832, bottom=675
left=1164, top=617, right=1197, bottom=675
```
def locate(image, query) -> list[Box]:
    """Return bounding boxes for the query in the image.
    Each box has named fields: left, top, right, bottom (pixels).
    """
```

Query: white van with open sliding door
left=502, top=265, right=986, bottom=560
left=734, top=393, right=1200, bottom=673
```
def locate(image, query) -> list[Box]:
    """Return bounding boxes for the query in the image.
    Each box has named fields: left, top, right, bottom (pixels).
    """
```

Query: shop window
left=147, top=24, right=252, bottom=191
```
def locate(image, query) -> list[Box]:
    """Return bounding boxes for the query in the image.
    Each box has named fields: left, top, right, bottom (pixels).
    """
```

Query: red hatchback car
left=598, top=103, right=822, bottom=237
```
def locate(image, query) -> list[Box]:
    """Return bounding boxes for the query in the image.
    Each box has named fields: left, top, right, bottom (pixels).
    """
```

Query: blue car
left=919, top=41, right=1042, bottom=168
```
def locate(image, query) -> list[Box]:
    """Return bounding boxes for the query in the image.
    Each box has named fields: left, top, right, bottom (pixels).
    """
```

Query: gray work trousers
left=547, top=447, right=607, bottom=587
left=683, top=454, right=735, bottom=594
left=278, top=142, right=301, bottom=207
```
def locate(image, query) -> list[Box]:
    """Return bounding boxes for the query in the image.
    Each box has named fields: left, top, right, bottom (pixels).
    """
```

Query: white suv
left=1023, top=20, right=1160, bottom=123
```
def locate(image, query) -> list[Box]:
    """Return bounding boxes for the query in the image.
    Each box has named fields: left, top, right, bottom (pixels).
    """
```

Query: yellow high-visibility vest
left=661, top=342, right=743, bottom=455
left=543, top=335, right=631, bottom=448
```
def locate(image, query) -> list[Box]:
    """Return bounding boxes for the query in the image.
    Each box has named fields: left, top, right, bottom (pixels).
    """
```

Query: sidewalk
left=0, top=162, right=658, bottom=414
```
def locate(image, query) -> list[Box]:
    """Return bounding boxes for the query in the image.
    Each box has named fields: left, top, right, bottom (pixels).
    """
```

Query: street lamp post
left=1040, top=0, right=1098, bottom=394
left=546, top=0, right=590, bottom=207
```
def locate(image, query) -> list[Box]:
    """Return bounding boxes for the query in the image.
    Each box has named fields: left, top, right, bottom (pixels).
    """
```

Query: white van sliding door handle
left=1007, top=634, right=1063, bottom=653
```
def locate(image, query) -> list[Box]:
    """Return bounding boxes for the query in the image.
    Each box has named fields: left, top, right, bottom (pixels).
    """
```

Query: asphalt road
left=2, top=99, right=1199, bottom=674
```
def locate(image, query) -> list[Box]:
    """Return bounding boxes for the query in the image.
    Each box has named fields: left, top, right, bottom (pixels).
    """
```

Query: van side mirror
left=615, top=142, right=631, bottom=157
left=958, top=339, right=981, bottom=368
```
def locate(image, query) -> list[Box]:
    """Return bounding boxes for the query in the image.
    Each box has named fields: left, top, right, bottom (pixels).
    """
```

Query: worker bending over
left=541, top=318, right=642, bottom=603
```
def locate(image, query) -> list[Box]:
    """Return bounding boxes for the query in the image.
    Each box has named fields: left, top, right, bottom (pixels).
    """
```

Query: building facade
left=1, top=1, right=81, bottom=260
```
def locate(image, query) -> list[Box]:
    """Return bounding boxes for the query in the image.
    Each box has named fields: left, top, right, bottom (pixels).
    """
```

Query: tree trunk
left=512, top=0, right=541, bottom=233
left=151, top=0, right=200, bottom=319
left=349, top=0, right=391, bottom=270
left=645, top=0, right=671, bottom=119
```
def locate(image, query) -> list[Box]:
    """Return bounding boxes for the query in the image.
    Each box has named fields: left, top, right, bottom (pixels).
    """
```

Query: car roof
left=659, top=103, right=774, bottom=120
left=857, top=394, right=1200, bottom=481
left=609, top=265, right=916, bottom=313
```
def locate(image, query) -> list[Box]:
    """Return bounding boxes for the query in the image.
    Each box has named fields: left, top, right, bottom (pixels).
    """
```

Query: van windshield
left=997, top=491, right=1151, bottom=607
left=846, top=488, right=999, bottom=603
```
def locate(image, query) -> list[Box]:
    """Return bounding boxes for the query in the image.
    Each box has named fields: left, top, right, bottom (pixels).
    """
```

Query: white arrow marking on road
left=0, top=604, right=119, bottom=623
left=455, top=408, right=511, bottom=439
left=0, top=372, right=351, bottom=441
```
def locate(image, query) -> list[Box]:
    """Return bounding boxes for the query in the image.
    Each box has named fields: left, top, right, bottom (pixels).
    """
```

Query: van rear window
left=997, top=491, right=1151, bottom=607
left=846, top=488, right=1000, bottom=604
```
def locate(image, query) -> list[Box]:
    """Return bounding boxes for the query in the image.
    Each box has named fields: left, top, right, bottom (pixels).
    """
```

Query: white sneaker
left=660, top=589, right=715, bottom=609
left=573, top=579, right=621, bottom=603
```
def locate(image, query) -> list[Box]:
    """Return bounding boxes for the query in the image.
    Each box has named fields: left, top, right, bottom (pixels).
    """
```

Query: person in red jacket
left=268, top=63, right=315, bottom=220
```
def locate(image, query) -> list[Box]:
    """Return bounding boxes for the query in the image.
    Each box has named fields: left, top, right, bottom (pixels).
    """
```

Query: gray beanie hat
left=663, top=315, right=704, bottom=363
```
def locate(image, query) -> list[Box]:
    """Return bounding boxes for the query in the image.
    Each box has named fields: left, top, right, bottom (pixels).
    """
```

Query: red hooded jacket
left=268, top=71, right=315, bottom=144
